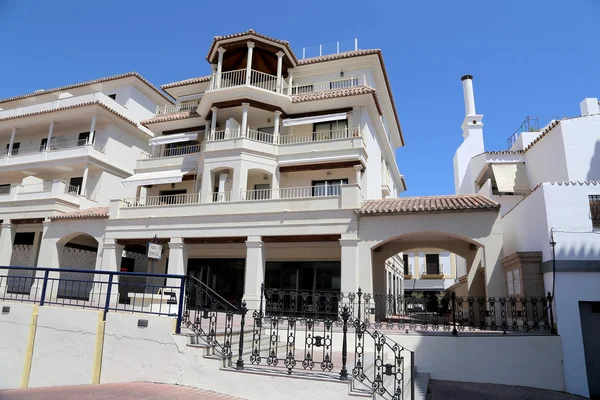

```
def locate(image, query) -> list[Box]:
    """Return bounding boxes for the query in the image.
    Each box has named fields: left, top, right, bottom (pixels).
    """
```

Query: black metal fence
left=0, top=266, right=186, bottom=330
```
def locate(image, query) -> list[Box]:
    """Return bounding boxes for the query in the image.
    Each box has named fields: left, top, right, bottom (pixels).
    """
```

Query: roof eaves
left=161, top=75, right=212, bottom=90
left=0, top=72, right=174, bottom=106
left=205, top=29, right=298, bottom=64
left=141, top=110, right=202, bottom=126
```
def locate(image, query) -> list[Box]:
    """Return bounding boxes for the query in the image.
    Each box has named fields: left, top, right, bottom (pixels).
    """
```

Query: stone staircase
left=178, top=326, right=429, bottom=399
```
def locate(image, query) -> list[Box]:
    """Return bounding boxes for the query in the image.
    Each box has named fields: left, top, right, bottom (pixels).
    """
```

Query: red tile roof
left=50, top=207, right=109, bottom=220
left=291, top=86, right=384, bottom=116
left=161, top=75, right=212, bottom=90
left=357, top=195, right=499, bottom=215
left=0, top=100, right=138, bottom=127
left=205, top=29, right=298, bottom=63
left=141, top=110, right=201, bottom=126
left=0, top=72, right=173, bottom=105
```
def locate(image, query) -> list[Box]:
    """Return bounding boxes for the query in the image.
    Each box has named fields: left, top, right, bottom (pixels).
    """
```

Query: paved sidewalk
left=428, top=380, right=586, bottom=400
left=0, top=382, right=245, bottom=400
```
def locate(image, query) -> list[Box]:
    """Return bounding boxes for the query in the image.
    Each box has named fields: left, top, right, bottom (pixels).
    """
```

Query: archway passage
left=354, top=195, right=503, bottom=322
left=57, top=233, right=99, bottom=300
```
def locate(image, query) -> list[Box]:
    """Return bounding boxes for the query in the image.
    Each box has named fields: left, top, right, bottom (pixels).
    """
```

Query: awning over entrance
left=149, top=132, right=198, bottom=146
left=120, top=168, right=195, bottom=187
left=282, top=112, right=348, bottom=127
left=490, top=163, right=529, bottom=193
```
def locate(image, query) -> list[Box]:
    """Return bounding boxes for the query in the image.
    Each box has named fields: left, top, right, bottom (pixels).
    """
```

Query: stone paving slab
left=0, top=382, right=245, bottom=400
left=428, top=379, right=586, bottom=400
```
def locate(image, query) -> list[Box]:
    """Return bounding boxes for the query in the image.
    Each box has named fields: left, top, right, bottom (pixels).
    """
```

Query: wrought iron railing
left=0, top=266, right=186, bottom=328
left=589, top=195, right=600, bottom=228
left=506, top=116, right=565, bottom=149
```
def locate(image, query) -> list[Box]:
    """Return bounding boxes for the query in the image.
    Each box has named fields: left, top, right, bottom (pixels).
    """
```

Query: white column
left=240, top=102, right=249, bottom=137
left=200, top=168, right=212, bottom=203
left=210, top=108, right=218, bottom=136
left=217, top=172, right=229, bottom=202
left=216, top=47, right=226, bottom=89
left=287, top=69, right=294, bottom=96
left=167, top=238, right=187, bottom=295
left=245, top=42, right=255, bottom=85
left=88, top=115, right=97, bottom=144
left=244, top=235, right=265, bottom=310
left=232, top=163, right=248, bottom=201
left=0, top=223, right=16, bottom=295
left=93, top=238, right=124, bottom=305
left=81, top=164, right=89, bottom=197
left=44, top=121, right=54, bottom=159
left=273, top=111, right=281, bottom=144
left=340, top=234, right=359, bottom=294
left=275, top=51, right=284, bottom=93
left=354, top=165, right=362, bottom=187
left=7, top=127, right=16, bottom=157
left=205, top=120, right=211, bottom=141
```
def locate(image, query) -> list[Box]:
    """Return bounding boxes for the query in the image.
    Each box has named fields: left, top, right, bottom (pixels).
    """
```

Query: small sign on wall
left=513, top=269, right=522, bottom=295
left=147, top=242, right=163, bottom=260
left=507, top=270, right=515, bottom=295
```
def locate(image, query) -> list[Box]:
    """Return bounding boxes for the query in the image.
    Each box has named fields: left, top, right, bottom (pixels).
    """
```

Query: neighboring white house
left=0, top=73, right=171, bottom=293
left=454, top=75, right=600, bottom=398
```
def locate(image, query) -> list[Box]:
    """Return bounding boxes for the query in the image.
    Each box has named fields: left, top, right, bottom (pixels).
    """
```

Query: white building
left=454, top=75, right=600, bottom=398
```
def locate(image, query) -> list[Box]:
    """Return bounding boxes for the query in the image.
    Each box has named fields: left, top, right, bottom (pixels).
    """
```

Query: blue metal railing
left=0, top=266, right=186, bottom=333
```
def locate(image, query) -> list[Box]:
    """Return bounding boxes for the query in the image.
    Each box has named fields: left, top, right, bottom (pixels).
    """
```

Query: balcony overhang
left=121, top=168, right=195, bottom=187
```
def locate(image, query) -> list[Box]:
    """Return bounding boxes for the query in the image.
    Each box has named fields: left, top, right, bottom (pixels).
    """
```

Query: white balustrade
left=121, top=193, right=201, bottom=208
left=248, top=70, right=278, bottom=92
left=291, top=76, right=364, bottom=95
left=278, top=127, right=360, bottom=144
left=246, top=129, right=275, bottom=144
left=65, top=185, right=80, bottom=196
left=148, top=143, right=202, bottom=158
left=155, top=101, right=200, bottom=116
left=208, top=129, right=241, bottom=141
left=208, top=191, right=232, bottom=203
left=240, top=185, right=342, bottom=201
left=214, top=69, right=247, bottom=89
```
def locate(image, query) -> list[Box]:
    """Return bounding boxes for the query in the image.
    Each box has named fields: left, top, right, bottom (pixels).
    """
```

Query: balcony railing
left=65, top=184, right=80, bottom=196
left=144, top=143, right=202, bottom=159
left=208, top=129, right=242, bottom=141
left=208, top=69, right=287, bottom=94
left=17, top=181, right=53, bottom=193
left=2, top=140, right=107, bottom=157
left=155, top=101, right=200, bottom=116
left=290, top=76, right=365, bottom=95
left=121, top=193, right=202, bottom=208
left=506, top=116, right=565, bottom=149
left=278, top=127, right=360, bottom=144
left=247, top=129, right=275, bottom=144
left=0, top=186, right=11, bottom=195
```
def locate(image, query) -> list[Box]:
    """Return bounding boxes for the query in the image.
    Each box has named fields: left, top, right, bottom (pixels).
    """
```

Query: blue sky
left=1, top=0, right=599, bottom=196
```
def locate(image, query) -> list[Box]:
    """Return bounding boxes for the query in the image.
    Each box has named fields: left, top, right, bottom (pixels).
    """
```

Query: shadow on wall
left=587, top=140, right=600, bottom=181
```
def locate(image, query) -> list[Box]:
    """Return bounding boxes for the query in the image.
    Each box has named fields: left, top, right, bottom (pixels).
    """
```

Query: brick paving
left=0, top=382, right=245, bottom=400
left=428, top=379, right=586, bottom=400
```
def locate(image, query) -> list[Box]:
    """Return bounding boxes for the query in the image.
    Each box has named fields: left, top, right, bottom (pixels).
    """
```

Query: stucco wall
left=361, top=110, right=383, bottom=200
left=0, top=302, right=33, bottom=389
left=560, top=115, right=600, bottom=182
left=524, top=124, right=569, bottom=186
left=29, top=307, right=99, bottom=387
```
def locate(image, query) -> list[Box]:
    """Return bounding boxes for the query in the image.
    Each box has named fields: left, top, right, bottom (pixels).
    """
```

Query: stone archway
left=56, top=233, right=99, bottom=300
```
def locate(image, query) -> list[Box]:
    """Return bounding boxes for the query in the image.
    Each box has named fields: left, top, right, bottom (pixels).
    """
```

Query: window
left=69, top=177, right=83, bottom=195
left=108, top=94, right=117, bottom=100
left=40, top=138, right=48, bottom=151
left=312, top=179, right=348, bottom=197
left=14, top=232, right=35, bottom=245
left=5, top=142, right=20, bottom=156
left=403, top=254, right=409, bottom=276
left=313, top=119, right=348, bottom=141
left=78, top=132, right=90, bottom=146
left=590, top=195, right=600, bottom=228
left=425, top=254, right=440, bottom=275
left=159, top=189, right=187, bottom=205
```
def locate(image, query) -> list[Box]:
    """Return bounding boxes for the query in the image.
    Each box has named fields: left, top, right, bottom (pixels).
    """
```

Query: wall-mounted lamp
left=340, top=71, right=344, bottom=77
left=171, top=183, right=176, bottom=188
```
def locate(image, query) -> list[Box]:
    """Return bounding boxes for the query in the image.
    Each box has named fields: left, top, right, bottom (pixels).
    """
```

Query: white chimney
left=580, top=98, right=600, bottom=117
left=461, top=75, right=476, bottom=116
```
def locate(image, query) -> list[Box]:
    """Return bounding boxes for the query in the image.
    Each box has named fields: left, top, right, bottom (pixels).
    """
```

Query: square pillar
left=92, top=238, right=124, bottom=305
left=275, top=51, right=284, bottom=93
left=0, top=223, right=16, bottom=296
left=240, top=102, right=249, bottom=137
left=167, top=238, right=187, bottom=287
left=7, top=128, right=16, bottom=157
left=200, top=168, right=212, bottom=203
left=287, top=69, right=294, bottom=96
left=44, top=121, right=55, bottom=157
left=81, top=164, right=89, bottom=197
left=217, top=172, right=229, bottom=201
left=244, top=235, right=264, bottom=310
left=245, top=42, right=255, bottom=85
left=231, top=163, right=248, bottom=201
left=340, top=234, right=359, bottom=294
left=210, top=108, right=218, bottom=137
left=88, top=115, right=97, bottom=144
left=216, top=47, right=226, bottom=89
left=273, top=110, right=281, bottom=144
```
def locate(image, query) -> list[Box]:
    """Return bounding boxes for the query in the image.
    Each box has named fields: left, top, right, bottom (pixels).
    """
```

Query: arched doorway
left=56, top=233, right=99, bottom=300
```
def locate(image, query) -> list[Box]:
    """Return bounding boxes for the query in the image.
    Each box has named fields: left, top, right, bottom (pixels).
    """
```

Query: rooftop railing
left=506, top=116, right=565, bottom=149
left=155, top=101, right=200, bottom=116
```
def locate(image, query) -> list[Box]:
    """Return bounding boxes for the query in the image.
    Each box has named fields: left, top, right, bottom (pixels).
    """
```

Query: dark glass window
left=590, top=195, right=600, bottom=228
left=403, top=254, right=409, bottom=276
left=425, top=254, right=440, bottom=275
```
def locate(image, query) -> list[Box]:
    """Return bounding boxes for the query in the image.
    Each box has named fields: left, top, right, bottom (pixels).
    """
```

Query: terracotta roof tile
left=291, top=86, right=384, bottom=115
left=0, top=72, right=173, bottom=105
left=486, top=150, right=524, bottom=155
left=0, top=100, right=138, bottom=127
left=205, top=29, right=298, bottom=63
left=141, top=110, right=201, bottom=126
left=523, top=119, right=562, bottom=151
left=357, top=194, right=499, bottom=215
left=50, top=207, right=109, bottom=220
left=161, top=75, right=212, bottom=90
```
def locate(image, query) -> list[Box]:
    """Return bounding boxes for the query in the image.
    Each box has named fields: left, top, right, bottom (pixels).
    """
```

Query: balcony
left=0, top=179, right=96, bottom=218
left=506, top=116, right=565, bottom=150
left=112, top=184, right=361, bottom=219
left=155, top=101, right=200, bottom=116
left=0, top=140, right=107, bottom=169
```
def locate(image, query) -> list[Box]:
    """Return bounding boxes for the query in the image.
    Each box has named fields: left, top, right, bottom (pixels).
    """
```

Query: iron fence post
left=237, top=301, right=247, bottom=370
left=340, top=306, right=349, bottom=380
left=103, top=273, right=114, bottom=321
left=357, top=287, right=362, bottom=323
left=411, top=351, right=415, bottom=400
left=175, top=275, right=186, bottom=334
left=451, top=291, right=458, bottom=336
left=259, top=282, right=264, bottom=317
left=548, top=292, right=557, bottom=334
left=39, top=270, right=50, bottom=306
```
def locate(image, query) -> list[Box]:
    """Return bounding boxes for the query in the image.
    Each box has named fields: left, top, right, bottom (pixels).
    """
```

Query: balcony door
left=312, top=179, right=348, bottom=197
left=313, top=119, right=348, bottom=141
left=78, top=132, right=90, bottom=146
left=69, top=177, right=83, bottom=195
left=5, top=142, right=20, bottom=156
left=425, top=254, right=440, bottom=275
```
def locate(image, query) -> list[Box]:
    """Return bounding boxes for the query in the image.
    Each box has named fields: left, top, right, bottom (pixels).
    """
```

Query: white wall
left=524, top=124, right=569, bottom=187
left=95, top=123, right=148, bottom=173
left=560, top=115, right=600, bottom=182
left=0, top=302, right=33, bottom=389
left=361, top=110, right=383, bottom=200
left=126, top=86, right=161, bottom=121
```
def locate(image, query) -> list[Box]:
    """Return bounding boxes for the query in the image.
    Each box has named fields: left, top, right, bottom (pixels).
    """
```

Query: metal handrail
left=1, top=265, right=185, bottom=278
left=187, top=275, right=239, bottom=312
